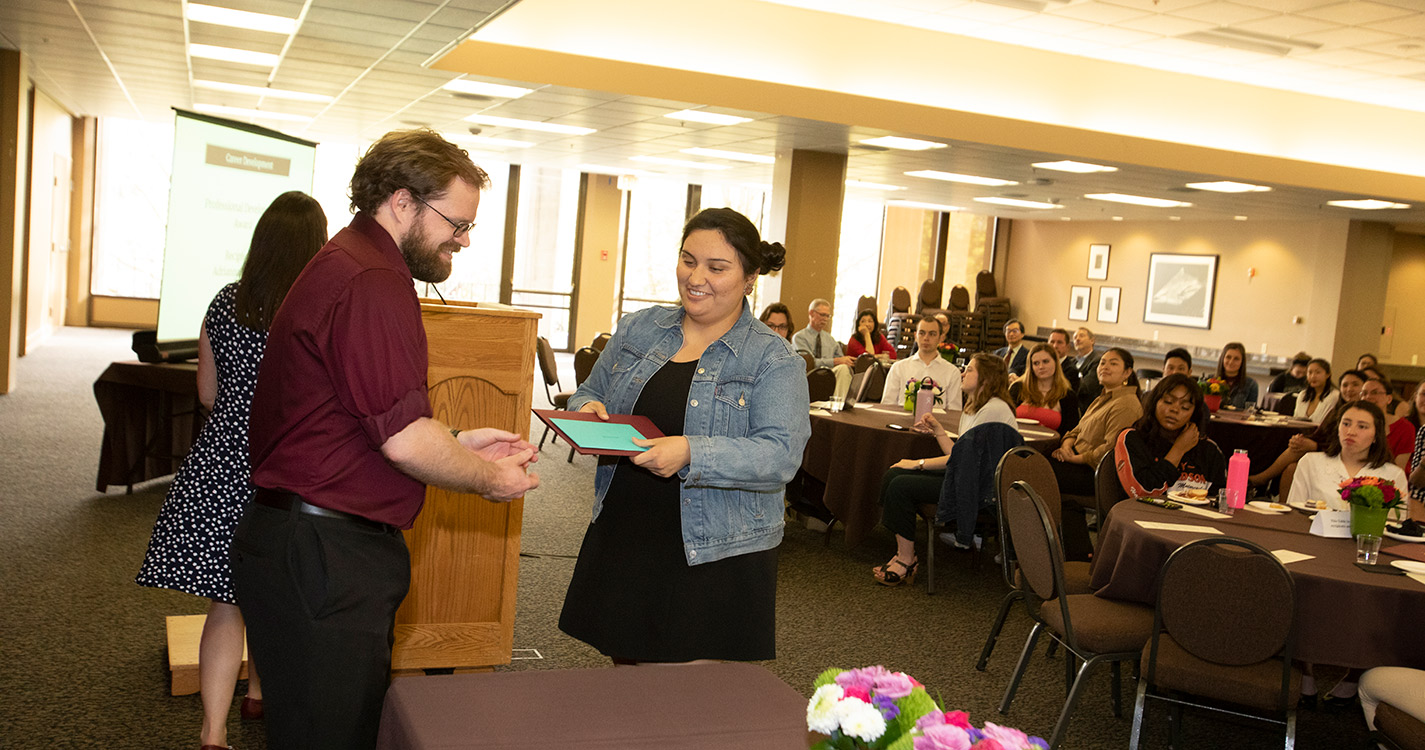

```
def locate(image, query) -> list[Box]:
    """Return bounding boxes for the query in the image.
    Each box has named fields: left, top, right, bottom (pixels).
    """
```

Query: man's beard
left=399, top=221, right=458, bottom=283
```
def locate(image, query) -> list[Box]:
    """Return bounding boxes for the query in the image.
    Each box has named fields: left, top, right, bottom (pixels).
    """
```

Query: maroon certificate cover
left=532, top=409, right=667, bottom=457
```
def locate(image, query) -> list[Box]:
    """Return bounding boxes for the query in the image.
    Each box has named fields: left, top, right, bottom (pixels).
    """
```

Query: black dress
left=558, top=359, right=778, bottom=662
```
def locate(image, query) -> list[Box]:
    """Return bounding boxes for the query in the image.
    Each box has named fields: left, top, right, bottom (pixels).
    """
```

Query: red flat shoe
left=240, top=696, right=264, bottom=720
left=200, top=745, right=231, bottom=750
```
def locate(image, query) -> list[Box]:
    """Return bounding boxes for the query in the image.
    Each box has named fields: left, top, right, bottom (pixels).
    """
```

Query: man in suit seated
left=793, top=297, right=854, bottom=399
left=995, top=319, right=1029, bottom=379
left=1071, top=326, right=1103, bottom=413
left=1047, top=327, right=1080, bottom=391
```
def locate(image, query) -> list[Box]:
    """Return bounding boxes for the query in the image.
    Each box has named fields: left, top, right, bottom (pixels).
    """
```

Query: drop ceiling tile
left=1048, top=1, right=1152, bottom=25
left=940, top=3, right=1036, bottom=24
left=1008, top=13, right=1101, bottom=36
left=1068, top=25, right=1159, bottom=45
left=1169, top=1, right=1279, bottom=25
left=1300, top=67, right=1383, bottom=82
left=1299, top=1, right=1415, bottom=25
left=1294, top=26, right=1401, bottom=47
left=1229, top=0, right=1338, bottom=10
left=1228, top=13, right=1335, bottom=37
left=1115, top=13, right=1216, bottom=36
left=1356, top=57, right=1425, bottom=76
left=1362, top=14, right=1425, bottom=37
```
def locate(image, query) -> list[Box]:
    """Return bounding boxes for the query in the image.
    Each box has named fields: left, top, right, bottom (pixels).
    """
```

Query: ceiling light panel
left=188, top=43, right=280, bottom=68
left=887, top=200, right=963, bottom=212
left=194, top=80, right=332, bottom=102
left=450, top=135, right=535, bottom=149
left=1185, top=180, right=1271, bottom=193
left=974, top=197, right=1063, bottom=209
left=845, top=180, right=906, bottom=191
left=1085, top=193, right=1193, bottom=208
left=186, top=4, right=298, bottom=35
left=1032, top=160, right=1118, bottom=173
left=463, top=114, right=596, bottom=135
left=664, top=109, right=752, bottom=126
left=859, top=136, right=948, bottom=151
left=1326, top=199, right=1410, bottom=209
left=193, top=104, right=311, bottom=122
left=679, top=147, right=775, bottom=164
left=441, top=79, right=534, bottom=99
left=906, top=170, right=1018, bottom=186
left=629, top=155, right=730, bottom=170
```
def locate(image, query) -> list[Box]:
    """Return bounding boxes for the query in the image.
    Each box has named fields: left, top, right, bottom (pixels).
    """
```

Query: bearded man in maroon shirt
left=231, top=130, right=540, bottom=750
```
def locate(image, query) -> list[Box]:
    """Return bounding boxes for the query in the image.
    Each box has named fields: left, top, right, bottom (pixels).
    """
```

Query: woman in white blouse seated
left=1293, top=358, right=1340, bottom=424
left=1287, top=399, right=1408, bottom=709
left=871, top=354, right=1018, bottom=586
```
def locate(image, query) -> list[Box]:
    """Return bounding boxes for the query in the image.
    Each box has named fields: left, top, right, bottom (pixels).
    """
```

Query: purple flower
left=873, top=671, right=916, bottom=699
left=872, top=693, right=900, bottom=721
left=914, top=723, right=973, bottom=750
left=1028, top=738, right=1048, bottom=749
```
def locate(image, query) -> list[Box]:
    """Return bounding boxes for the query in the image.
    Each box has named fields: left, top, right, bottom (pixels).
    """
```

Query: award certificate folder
left=532, top=409, right=666, bottom=456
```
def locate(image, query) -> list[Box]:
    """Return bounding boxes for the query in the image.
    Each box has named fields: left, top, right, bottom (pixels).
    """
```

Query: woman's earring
left=744, top=283, right=754, bottom=295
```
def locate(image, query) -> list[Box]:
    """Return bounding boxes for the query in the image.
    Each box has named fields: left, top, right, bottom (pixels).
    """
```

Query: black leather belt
left=254, top=488, right=394, bottom=532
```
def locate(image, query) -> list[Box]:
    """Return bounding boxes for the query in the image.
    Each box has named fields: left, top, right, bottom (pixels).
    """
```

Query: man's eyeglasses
left=411, top=193, right=474, bottom=238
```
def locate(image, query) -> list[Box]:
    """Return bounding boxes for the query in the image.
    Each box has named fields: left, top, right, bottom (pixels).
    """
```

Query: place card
left=1178, top=506, right=1231, bottom=520
left=1136, top=521, right=1222, bottom=534
left=1308, top=509, right=1353, bottom=539
left=1271, top=549, right=1314, bottom=565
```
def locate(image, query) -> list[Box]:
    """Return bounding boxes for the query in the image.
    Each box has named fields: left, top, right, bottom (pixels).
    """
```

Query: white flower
left=806, top=684, right=844, bottom=734
left=836, top=697, right=887, bottom=742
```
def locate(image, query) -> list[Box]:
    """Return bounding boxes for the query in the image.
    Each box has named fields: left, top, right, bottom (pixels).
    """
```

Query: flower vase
left=1351, top=505, right=1389, bottom=538
left=904, top=392, right=916, bottom=412
left=1204, top=395, right=1222, bottom=413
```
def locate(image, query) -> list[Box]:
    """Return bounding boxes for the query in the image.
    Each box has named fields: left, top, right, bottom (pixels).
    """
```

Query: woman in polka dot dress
left=135, top=191, right=326, bottom=750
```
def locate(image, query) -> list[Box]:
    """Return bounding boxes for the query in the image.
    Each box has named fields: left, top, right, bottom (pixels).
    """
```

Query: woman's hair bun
left=759, top=241, right=786, bottom=275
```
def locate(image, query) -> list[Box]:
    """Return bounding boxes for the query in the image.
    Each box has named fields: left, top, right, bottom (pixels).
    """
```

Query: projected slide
left=155, top=110, right=317, bottom=344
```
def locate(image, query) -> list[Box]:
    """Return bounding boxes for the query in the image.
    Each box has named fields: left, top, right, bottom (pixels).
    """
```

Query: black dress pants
left=231, top=501, right=410, bottom=750
left=879, top=466, right=945, bottom=541
left=1050, top=459, right=1096, bottom=561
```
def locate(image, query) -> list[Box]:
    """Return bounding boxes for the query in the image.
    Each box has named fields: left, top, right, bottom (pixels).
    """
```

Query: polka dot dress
left=135, top=283, right=266, bottom=604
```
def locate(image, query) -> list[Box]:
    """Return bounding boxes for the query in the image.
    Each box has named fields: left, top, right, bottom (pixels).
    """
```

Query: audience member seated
left=1070, top=327, right=1103, bottom=413
left=1047, top=328, right=1080, bottom=391
left=1410, top=389, right=1425, bottom=520
left=872, top=354, right=1018, bottom=585
left=1287, top=400, right=1408, bottom=708
left=1293, top=358, right=1339, bottom=424
left=1363, top=378, right=1416, bottom=469
left=794, top=298, right=854, bottom=399
left=1162, top=347, right=1192, bottom=377
left=1008, top=343, right=1079, bottom=433
left=1359, top=667, right=1425, bottom=737
left=880, top=317, right=962, bottom=408
left=1249, top=370, right=1365, bottom=493
left=845, top=309, right=895, bottom=360
left=1358, top=352, right=1379, bottom=371
left=758, top=302, right=793, bottom=342
left=1113, top=374, right=1226, bottom=502
left=1050, top=347, right=1142, bottom=560
left=1361, top=365, right=1406, bottom=416
left=995, top=318, right=1029, bottom=379
left=1216, top=341, right=1258, bottom=409
left=1268, top=351, right=1310, bottom=397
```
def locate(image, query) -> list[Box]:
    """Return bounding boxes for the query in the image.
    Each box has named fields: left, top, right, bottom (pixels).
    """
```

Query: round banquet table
left=800, top=403, right=1058, bottom=546
left=1205, top=409, right=1314, bottom=476
left=1091, top=500, right=1425, bottom=670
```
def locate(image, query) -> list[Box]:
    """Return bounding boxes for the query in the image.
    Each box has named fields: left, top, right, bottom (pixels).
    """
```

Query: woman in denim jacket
left=559, top=208, right=811, bottom=663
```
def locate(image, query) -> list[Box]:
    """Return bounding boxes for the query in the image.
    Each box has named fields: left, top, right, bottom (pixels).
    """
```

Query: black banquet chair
left=536, top=336, right=573, bottom=450
left=806, top=367, right=836, bottom=403
left=1129, top=536, right=1300, bottom=749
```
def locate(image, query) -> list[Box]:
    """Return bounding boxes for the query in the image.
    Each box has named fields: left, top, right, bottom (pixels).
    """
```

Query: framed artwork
left=1068, top=285, right=1091, bottom=321
left=1143, top=253, right=1218, bottom=329
left=1097, top=286, right=1121, bottom=324
left=1087, top=243, right=1110, bottom=280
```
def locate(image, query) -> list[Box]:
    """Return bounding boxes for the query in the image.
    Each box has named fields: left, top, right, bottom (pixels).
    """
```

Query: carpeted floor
left=0, top=327, right=1369, bottom=748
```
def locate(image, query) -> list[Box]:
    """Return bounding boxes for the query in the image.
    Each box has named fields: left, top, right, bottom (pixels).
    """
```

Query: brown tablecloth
left=375, top=663, right=812, bottom=749
left=92, top=361, right=204, bottom=492
left=801, top=404, right=1057, bottom=546
left=1206, top=410, right=1313, bottom=476
left=1092, top=501, right=1425, bottom=669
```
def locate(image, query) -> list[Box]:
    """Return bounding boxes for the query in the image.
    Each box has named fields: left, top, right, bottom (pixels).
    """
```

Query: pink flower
left=843, top=685, right=872, bottom=703
left=873, top=672, right=916, bottom=699
left=836, top=666, right=888, bottom=692
left=915, top=723, right=973, bottom=750
left=944, top=710, right=972, bottom=730
left=972, top=740, right=1005, bottom=750
left=980, top=722, right=1030, bottom=748
left=916, top=710, right=946, bottom=731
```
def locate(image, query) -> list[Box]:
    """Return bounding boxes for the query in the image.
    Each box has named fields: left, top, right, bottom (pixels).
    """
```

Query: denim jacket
left=568, top=301, right=811, bottom=565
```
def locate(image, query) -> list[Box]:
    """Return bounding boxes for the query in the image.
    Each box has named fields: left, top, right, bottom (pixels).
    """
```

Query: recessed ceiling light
left=887, top=200, right=962, bottom=212
left=1326, top=199, right=1410, bottom=210
left=679, top=147, right=774, bottom=164
left=846, top=179, right=906, bottom=191
left=450, top=134, right=534, bottom=149
left=188, top=43, right=280, bottom=68
left=629, top=155, right=730, bottom=170
left=1032, top=160, right=1117, bottom=174
left=1060, top=217, right=1072, bottom=221
left=1085, top=193, right=1192, bottom=208
left=578, top=164, right=650, bottom=176
left=664, top=109, right=751, bottom=126
left=974, top=197, right=1063, bottom=210
left=1234, top=215, right=1249, bottom=221
left=907, top=170, right=1018, bottom=187
left=1112, top=216, right=1124, bottom=221
left=194, top=79, right=332, bottom=102
left=1169, top=216, right=1181, bottom=221
left=193, top=104, right=311, bottom=122
left=186, top=3, right=297, bottom=35
left=1186, top=181, right=1270, bottom=193
left=859, top=136, right=947, bottom=151
left=463, top=114, right=595, bottom=135
left=441, top=79, right=533, bottom=99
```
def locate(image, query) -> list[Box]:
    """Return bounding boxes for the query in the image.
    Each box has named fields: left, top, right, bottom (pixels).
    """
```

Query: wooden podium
left=392, top=300, right=540, bottom=672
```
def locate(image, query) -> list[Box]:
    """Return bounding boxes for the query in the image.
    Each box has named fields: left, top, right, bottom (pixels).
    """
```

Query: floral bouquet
left=807, top=666, right=1046, bottom=750
left=904, top=378, right=943, bottom=408
left=1340, top=475, right=1402, bottom=511
left=1198, top=377, right=1229, bottom=396
left=937, top=342, right=961, bottom=363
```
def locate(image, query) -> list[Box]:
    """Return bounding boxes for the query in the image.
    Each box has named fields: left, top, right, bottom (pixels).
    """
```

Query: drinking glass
left=1356, top=534, right=1382, bottom=565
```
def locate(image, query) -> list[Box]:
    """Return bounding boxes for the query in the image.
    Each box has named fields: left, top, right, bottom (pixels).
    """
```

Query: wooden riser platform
left=166, top=614, right=248, bottom=696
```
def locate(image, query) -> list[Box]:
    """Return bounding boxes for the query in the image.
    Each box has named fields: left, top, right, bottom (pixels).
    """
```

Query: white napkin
left=1136, top=520, right=1222, bottom=534
left=1271, top=549, right=1314, bottom=565
left=1178, top=506, right=1231, bottom=520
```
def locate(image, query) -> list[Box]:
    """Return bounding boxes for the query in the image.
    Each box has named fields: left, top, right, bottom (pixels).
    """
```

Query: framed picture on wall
left=1097, top=286, right=1121, bottom=324
left=1068, top=285, right=1091, bottom=321
left=1143, top=253, right=1218, bottom=329
left=1087, top=243, right=1110, bottom=281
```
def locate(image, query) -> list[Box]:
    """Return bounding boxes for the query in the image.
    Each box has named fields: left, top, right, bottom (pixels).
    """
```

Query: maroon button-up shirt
left=249, top=212, right=433, bottom=528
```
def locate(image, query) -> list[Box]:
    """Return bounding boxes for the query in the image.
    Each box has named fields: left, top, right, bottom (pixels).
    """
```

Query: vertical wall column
left=66, top=116, right=96, bottom=327
left=0, top=49, right=31, bottom=394
left=1332, top=220, right=1395, bottom=372
left=571, top=173, right=624, bottom=348
left=765, top=149, right=846, bottom=323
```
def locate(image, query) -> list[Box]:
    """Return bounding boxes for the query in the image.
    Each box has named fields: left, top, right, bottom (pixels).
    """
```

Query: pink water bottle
left=1226, top=449, right=1250, bottom=509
